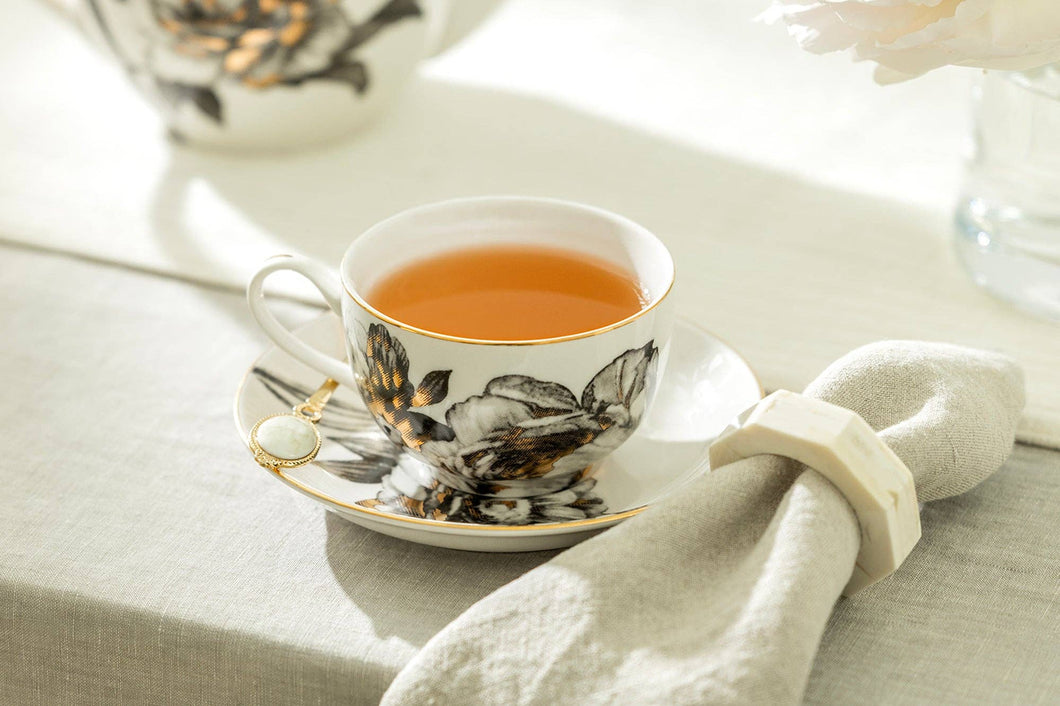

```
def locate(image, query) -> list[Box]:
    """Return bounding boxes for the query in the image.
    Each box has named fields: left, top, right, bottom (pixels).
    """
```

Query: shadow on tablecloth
left=323, top=511, right=555, bottom=646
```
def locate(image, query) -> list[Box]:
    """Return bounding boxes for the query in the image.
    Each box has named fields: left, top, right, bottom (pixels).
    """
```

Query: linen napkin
left=381, top=341, right=1025, bottom=705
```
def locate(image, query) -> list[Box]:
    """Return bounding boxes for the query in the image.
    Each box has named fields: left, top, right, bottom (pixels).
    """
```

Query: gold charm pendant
left=249, top=379, right=339, bottom=471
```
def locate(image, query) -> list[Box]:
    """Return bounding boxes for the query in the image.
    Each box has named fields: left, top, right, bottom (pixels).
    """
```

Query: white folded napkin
left=381, top=341, right=1025, bottom=705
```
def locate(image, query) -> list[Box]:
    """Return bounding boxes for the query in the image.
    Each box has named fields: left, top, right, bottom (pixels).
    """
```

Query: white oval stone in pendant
left=255, top=415, right=318, bottom=460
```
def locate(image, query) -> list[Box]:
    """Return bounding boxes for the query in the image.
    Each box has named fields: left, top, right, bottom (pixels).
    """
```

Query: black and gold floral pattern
left=362, top=461, right=608, bottom=525
left=251, top=366, right=610, bottom=524
left=251, top=324, right=658, bottom=525
left=92, top=0, right=422, bottom=125
left=356, top=323, right=659, bottom=493
left=359, top=322, right=455, bottom=449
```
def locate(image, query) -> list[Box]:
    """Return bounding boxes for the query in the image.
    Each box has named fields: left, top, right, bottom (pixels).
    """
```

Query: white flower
left=478, top=499, right=533, bottom=524
left=762, top=0, right=1060, bottom=83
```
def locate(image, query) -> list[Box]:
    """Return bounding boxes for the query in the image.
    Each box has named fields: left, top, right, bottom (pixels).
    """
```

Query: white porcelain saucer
left=234, top=314, right=762, bottom=551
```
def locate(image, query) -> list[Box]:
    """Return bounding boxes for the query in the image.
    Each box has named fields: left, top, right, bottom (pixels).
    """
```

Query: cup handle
left=247, top=255, right=358, bottom=390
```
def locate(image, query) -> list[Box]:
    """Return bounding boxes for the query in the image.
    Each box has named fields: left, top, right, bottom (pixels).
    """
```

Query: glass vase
left=955, top=64, right=1060, bottom=322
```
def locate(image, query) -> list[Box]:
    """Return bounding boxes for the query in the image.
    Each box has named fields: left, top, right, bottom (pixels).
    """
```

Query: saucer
left=234, top=314, right=762, bottom=551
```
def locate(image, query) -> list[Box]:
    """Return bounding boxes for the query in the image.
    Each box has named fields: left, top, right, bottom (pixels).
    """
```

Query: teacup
left=247, top=197, right=675, bottom=496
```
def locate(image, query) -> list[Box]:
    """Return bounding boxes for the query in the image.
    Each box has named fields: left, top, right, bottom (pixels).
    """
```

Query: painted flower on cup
left=355, top=323, right=659, bottom=490
left=111, top=0, right=422, bottom=122
left=762, top=0, right=1060, bottom=83
left=360, top=456, right=609, bottom=525
left=421, top=345, right=659, bottom=486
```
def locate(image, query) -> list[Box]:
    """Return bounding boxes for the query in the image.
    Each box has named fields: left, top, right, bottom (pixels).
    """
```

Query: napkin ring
left=708, top=390, right=921, bottom=596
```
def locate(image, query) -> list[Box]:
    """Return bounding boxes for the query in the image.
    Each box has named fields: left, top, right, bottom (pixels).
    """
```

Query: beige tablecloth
left=3, top=0, right=1060, bottom=701
left=2, top=246, right=1059, bottom=704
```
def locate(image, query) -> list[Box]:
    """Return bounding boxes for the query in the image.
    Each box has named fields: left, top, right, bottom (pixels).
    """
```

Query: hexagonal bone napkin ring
left=708, top=390, right=921, bottom=596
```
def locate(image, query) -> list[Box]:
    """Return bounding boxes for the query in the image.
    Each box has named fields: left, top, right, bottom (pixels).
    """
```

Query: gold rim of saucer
left=274, top=469, right=651, bottom=531
left=248, top=414, right=323, bottom=470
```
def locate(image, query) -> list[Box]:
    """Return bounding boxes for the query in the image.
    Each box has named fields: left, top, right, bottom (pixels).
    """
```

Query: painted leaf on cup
left=412, top=370, right=451, bottom=407
left=581, top=341, right=658, bottom=414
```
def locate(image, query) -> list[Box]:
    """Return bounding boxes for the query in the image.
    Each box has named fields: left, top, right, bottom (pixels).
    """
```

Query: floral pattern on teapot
left=91, top=0, right=422, bottom=125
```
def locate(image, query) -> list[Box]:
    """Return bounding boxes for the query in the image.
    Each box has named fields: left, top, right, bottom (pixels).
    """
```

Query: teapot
left=46, top=0, right=497, bottom=149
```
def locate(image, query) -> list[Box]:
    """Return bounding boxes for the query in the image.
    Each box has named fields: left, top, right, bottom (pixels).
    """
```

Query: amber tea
left=365, top=244, right=646, bottom=340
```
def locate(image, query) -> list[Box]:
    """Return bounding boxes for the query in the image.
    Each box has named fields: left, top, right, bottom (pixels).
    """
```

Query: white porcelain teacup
left=248, top=197, right=675, bottom=496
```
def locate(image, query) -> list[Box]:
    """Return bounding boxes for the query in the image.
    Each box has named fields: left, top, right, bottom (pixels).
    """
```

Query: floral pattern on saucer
left=253, top=367, right=400, bottom=483
left=355, top=323, right=659, bottom=493
left=360, top=458, right=608, bottom=525
left=250, top=367, right=609, bottom=525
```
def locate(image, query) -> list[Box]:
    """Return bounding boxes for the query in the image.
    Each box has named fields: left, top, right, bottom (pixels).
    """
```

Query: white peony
left=762, top=0, right=1060, bottom=83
